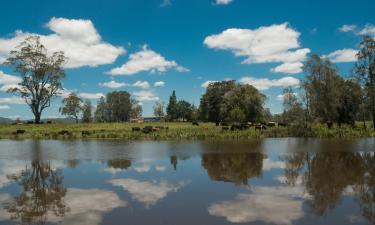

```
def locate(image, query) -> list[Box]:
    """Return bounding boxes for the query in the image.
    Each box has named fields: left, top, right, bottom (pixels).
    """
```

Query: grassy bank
left=0, top=122, right=374, bottom=140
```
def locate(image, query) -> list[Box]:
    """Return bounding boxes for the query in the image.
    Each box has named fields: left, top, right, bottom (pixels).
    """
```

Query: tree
left=281, top=87, right=305, bottom=125
left=355, top=36, right=375, bottom=130
left=106, top=91, right=132, bottom=122
left=5, top=160, right=68, bottom=224
left=5, top=36, right=66, bottom=124
left=176, top=100, right=193, bottom=121
left=199, top=81, right=236, bottom=123
left=59, top=93, right=82, bottom=123
left=153, top=101, right=165, bottom=117
left=303, top=55, right=342, bottom=128
left=220, top=84, right=265, bottom=123
left=94, top=96, right=108, bottom=122
left=81, top=100, right=93, bottom=123
left=130, top=103, right=143, bottom=119
left=337, top=80, right=362, bottom=126
left=228, top=106, right=246, bottom=123
left=166, top=90, right=178, bottom=120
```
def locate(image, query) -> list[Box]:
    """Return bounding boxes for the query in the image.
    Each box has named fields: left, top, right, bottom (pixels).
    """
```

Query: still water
left=0, top=138, right=374, bottom=225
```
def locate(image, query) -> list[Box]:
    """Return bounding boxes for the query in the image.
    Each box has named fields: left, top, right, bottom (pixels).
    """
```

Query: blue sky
left=0, top=0, right=374, bottom=118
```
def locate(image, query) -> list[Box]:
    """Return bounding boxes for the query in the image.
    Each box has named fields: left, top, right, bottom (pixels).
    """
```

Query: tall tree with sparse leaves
left=355, top=36, right=375, bottom=130
left=5, top=36, right=66, bottom=124
left=81, top=100, right=93, bottom=123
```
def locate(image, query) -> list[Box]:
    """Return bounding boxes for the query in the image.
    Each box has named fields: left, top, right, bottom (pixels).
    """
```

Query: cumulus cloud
left=154, top=81, right=165, bottom=87
left=0, top=105, right=10, bottom=110
left=134, top=164, right=151, bottom=173
left=201, top=80, right=218, bottom=88
left=358, top=24, right=375, bottom=37
left=132, top=80, right=150, bottom=89
left=132, top=90, right=159, bottom=101
left=99, top=80, right=150, bottom=89
left=204, top=23, right=310, bottom=74
left=0, top=71, right=22, bottom=92
left=160, top=0, right=171, bottom=7
left=338, top=24, right=357, bottom=33
left=107, top=45, right=189, bottom=76
left=338, top=24, right=375, bottom=37
left=271, top=62, right=303, bottom=74
left=0, top=17, right=125, bottom=68
left=215, top=0, right=233, bottom=5
left=78, top=93, right=105, bottom=99
left=109, top=179, right=190, bottom=208
left=208, top=186, right=306, bottom=225
left=239, top=76, right=300, bottom=90
left=323, top=48, right=358, bottom=63
left=0, top=97, right=25, bottom=104
left=49, top=188, right=126, bottom=225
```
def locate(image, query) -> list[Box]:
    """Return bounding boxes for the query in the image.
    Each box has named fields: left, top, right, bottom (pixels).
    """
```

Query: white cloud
left=0, top=71, right=22, bottom=92
left=154, top=81, right=165, bottom=87
left=134, top=164, right=151, bottom=173
left=99, top=81, right=128, bottom=89
left=110, top=179, right=190, bottom=208
left=132, top=80, right=150, bottom=89
left=239, top=76, right=300, bottom=90
left=215, top=0, right=233, bottom=5
left=323, top=48, right=358, bottom=63
left=99, top=80, right=150, bottom=89
left=49, top=188, right=126, bottom=225
left=78, top=93, right=105, bottom=100
left=358, top=24, right=375, bottom=37
left=0, top=105, right=10, bottom=110
left=208, top=185, right=306, bottom=225
left=107, top=45, right=189, bottom=76
left=201, top=80, right=218, bottom=88
left=0, top=97, right=25, bottom=104
left=0, top=17, right=125, bottom=68
left=338, top=24, right=357, bottom=33
left=262, top=158, right=285, bottom=171
left=271, top=62, right=303, bottom=74
left=155, top=166, right=166, bottom=172
left=132, top=90, right=159, bottom=101
left=277, top=92, right=298, bottom=102
left=204, top=23, right=310, bottom=74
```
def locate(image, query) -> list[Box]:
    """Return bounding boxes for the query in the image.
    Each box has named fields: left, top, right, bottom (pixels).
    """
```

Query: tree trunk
left=75, top=116, right=78, bottom=124
left=34, top=112, right=41, bottom=124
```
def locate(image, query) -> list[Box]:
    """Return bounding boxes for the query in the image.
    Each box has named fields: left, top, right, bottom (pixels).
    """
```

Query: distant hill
left=0, top=117, right=13, bottom=124
left=0, top=117, right=77, bottom=124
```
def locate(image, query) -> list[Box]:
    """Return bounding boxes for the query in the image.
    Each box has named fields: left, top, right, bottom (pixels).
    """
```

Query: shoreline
left=0, top=122, right=374, bottom=140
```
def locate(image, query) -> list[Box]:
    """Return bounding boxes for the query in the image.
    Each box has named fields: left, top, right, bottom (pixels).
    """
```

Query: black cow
left=132, top=127, right=141, bottom=132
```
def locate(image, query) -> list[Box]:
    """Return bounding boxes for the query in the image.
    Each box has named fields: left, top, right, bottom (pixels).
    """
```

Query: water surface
left=0, top=138, right=374, bottom=225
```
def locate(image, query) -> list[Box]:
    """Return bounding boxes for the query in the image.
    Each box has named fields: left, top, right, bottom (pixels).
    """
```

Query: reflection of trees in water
left=283, top=152, right=375, bottom=219
left=202, top=153, right=264, bottom=185
left=5, top=160, right=68, bottom=225
left=356, top=153, right=375, bottom=223
left=107, top=159, right=132, bottom=170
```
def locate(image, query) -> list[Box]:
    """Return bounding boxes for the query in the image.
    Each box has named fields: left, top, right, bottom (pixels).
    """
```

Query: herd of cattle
left=9, top=121, right=287, bottom=136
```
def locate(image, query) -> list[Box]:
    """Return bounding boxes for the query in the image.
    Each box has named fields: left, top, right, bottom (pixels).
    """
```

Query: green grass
left=0, top=122, right=374, bottom=140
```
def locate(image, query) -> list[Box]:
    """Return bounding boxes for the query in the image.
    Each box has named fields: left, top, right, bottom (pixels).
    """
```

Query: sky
left=0, top=0, right=374, bottom=119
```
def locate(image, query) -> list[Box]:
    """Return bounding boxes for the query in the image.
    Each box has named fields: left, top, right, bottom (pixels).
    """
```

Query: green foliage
left=153, top=101, right=165, bottom=117
left=81, top=100, right=93, bottom=123
left=94, top=91, right=134, bottom=122
left=60, top=93, right=82, bottom=123
left=130, top=103, right=143, bottom=118
left=228, top=107, right=246, bottom=123
left=176, top=100, right=192, bottom=121
left=5, top=36, right=67, bottom=123
left=166, top=90, right=178, bottom=120
left=199, top=80, right=236, bottom=122
left=354, top=35, right=375, bottom=129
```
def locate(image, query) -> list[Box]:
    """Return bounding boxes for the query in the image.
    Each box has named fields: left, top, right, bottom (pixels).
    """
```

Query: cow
left=192, top=122, right=199, bottom=126
left=132, top=127, right=141, bottom=132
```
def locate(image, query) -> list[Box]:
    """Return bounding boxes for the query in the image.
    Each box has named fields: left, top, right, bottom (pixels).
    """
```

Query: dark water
left=0, top=138, right=374, bottom=225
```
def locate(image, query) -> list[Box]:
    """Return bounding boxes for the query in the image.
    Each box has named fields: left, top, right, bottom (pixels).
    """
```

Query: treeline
left=4, top=35, right=375, bottom=130
left=60, top=91, right=142, bottom=123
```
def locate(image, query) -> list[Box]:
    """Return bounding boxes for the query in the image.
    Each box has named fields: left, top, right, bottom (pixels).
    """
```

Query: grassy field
left=0, top=122, right=374, bottom=140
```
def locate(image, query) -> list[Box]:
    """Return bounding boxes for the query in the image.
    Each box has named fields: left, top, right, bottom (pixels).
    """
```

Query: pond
left=0, top=138, right=374, bottom=225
